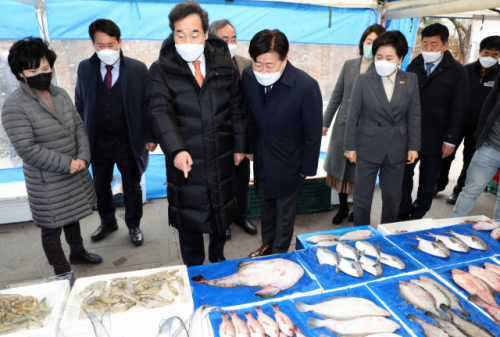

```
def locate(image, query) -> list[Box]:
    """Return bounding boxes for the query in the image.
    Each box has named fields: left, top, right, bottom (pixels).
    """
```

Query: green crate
left=247, top=178, right=333, bottom=220
left=487, top=179, right=498, bottom=195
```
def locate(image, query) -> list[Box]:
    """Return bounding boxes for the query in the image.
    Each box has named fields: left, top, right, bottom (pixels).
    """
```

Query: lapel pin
left=399, top=81, right=405, bottom=84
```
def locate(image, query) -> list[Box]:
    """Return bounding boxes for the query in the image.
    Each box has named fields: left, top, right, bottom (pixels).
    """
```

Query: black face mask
left=25, top=72, right=52, bottom=91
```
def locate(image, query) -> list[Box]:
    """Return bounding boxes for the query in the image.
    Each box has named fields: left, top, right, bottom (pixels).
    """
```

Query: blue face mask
left=363, top=44, right=373, bottom=60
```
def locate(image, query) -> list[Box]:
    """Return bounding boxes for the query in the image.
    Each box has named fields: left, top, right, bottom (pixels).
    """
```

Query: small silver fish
left=442, top=229, right=488, bottom=251
left=336, top=253, right=363, bottom=278
left=379, top=253, right=405, bottom=270
left=316, top=247, right=339, bottom=267
left=423, top=232, right=470, bottom=253
left=339, top=229, right=372, bottom=241
left=408, top=235, right=450, bottom=258
left=359, top=251, right=383, bottom=277
left=336, top=242, right=359, bottom=261
left=355, top=241, right=382, bottom=257
left=306, top=234, right=340, bottom=243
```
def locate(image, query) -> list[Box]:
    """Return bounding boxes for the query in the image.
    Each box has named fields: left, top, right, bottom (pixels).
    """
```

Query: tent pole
left=35, top=0, right=57, bottom=86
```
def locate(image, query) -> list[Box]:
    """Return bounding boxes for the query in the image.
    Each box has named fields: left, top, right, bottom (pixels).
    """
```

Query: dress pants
left=178, top=213, right=226, bottom=267
left=41, top=221, right=85, bottom=275
left=235, top=157, right=250, bottom=221
left=92, top=133, right=142, bottom=229
left=354, top=155, right=406, bottom=226
left=399, top=154, right=443, bottom=219
left=259, top=180, right=300, bottom=254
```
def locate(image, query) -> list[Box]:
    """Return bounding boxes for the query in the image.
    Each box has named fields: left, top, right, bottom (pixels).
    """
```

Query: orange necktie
left=193, top=60, right=204, bottom=87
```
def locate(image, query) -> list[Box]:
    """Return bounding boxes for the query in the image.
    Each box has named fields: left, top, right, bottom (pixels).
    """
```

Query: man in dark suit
left=209, top=19, right=257, bottom=241
left=75, top=19, right=156, bottom=246
left=398, top=23, right=468, bottom=220
left=243, top=30, right=322, bottom=257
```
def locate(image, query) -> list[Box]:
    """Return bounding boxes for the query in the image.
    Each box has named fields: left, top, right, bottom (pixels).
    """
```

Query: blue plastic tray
left=296, top=225, right=382, bottom=250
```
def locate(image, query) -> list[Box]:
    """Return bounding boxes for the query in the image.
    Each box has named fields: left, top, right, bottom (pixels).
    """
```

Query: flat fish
left=306, top=234, right=340, bottom=243
left=243, top=312, right=265, bottom=337
left=425, top=312, right=467, bottom=337
left=316, top=247, right=339, bottom=267
left=307, top=316, right=400, bottom=335
left=406, top=315, right=449, bottom=337
left=295, top=296, right=390, bottom=320
left=469, top=296, right=500, bottom=324
left=440, top=304, right=494, bottom=337
left=398, top=281, right=447, bottom=320
left=468, top=265, right=500, bottom=293
left=484, top=262, right=500, bottom=276
left=339, top=229, right=372, bottom=242
left=256, top=307, right=279, bottom=337
left=423, top=232, right=470, bottom=253
left=410, top=279, right=450, bottom=308
left=442, top=229, right=488, bottom=250
left=355, top=241, right=382, bottom=257
left=408, top=235, right=450, bottom=258
left=451, top=268, right=499, bottom=308
left=336, top=242, right=359, bottom=261
left=492, top=228, right=500, bottom=240
left=271, top=304, right=294, bottom=336
left=472, top=221, right=500, bottom=231
left=220, top=313, right=236, bottom=337
left=359, top=251, right=383, bottom=277
left=314, top=240, right=339, bottom=247
left=336, top=253, right=363, bottom=278
left=191, top=259, right=304, bottom=298
left=379, top=253, right=406, bottom=270
left=419, top=276, right=470, bottom=317
left=230, top=311, right=251, bottom=337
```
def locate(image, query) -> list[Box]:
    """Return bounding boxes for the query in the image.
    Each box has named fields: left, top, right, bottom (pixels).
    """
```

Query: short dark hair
left=89, top=19, right=121, bottom=42
left=480, top=36, right=500, bottom=52
left=209, top=19, right=235, bottom=36
left=358, top=24, right=386, bottom=56
left=249, top=29, right=289, bottom=61
left=372, top=31, right=409, bottom=59
left=421, top=23, right=449, bottom=44
left=8, top=37, right=57, bottom=81
left=169, top=1, right=209, bottom=33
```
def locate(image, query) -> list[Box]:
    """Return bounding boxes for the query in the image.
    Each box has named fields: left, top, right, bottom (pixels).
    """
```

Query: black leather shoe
left=348, top=212, right=354, bottom=222
left=332, top=206, right=349, bottom=225
left=235, top=218, right=258, bottom=235
left=69, top=250, right=102, bottom=265
left=90, top=222, right=118, bottom=241
left=397, top=213, right=411, bottom=222
left=225, top=228, right=231, bottom=240
left=209, top=254, right=226, bottom=263
left=129, top=228, right=144, bottom=246
left=447, top=192, right=459, bottom=205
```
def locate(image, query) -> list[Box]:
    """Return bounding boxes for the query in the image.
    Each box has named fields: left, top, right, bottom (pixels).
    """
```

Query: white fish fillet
left=316, top=247, right=339, bottom=266
left=306, top=234, right=340, bottom=243
left=307, top=316, right=400, bottom=335
left=339, top=230, right=372, bottom=241
left=295, top=297, right=390, bottom=320
left=314, top=240, right=339, bottom=247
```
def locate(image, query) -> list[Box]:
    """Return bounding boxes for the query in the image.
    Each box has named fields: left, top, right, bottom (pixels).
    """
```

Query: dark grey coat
left=2, top=82, right=96, bottom=229
left=323, top=57, right=374, bottom=182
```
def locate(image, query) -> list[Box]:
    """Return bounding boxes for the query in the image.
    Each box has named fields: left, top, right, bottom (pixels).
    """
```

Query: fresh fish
left=220, top=313, right=236, bottom=337
left=423, top=232, right=470, bottom=253
left=359, top=251, right=383, bottom=277
left=472, top=221, right=500, bottom=231
left=491, top=227, right=500, bottom=240
left=85, top=311, right=110, bottom=337
left=307, top=316, right=400, bottom=335
left=101, top=311, right=111, bottom=336
left=336, top=242, right=359, bottom=261
left=408, top=235, right=450, bottom=258
left=295, top=296, right=390, bottom=320
left=339, top=229, right=373, bottom=241
left=442, top=229, right=488, bottom=250
left=191, top=259, right=304, bottom=298
left=484, top=262, right=500, bottom=276
left=336, top=253, right=364, bottom=278
left=316, top=247, right=339, bottom=267
left=279, top=332, right=287, bottom=337
left=306, top=234, right=340, bottom=243
left=379, top=253, right=406, bottom=270
left=451, top=268, right=499, bottom=307
left=425, top=312, right=468, bottom=337
left=355, top=241, right=382, bottom=257
left=398, top=281, right=447, bottom=320
left=243, top=312, right=265, bottom=337
left=469, top=295, right=500, bottom=323
left=255, top=307, right=279, bottom=337
left=229, top=311, right=250, bottom=337
left=271, top=304, right=294, bottom=336
left=294, top=327, right=307, bottom=337
left=157, top=316, right=187, bottom=337
left=314, top=240, right=339, bottom=247
left=418, top=276, right=470, bottom=317
left=440, top=304, right=495, bottom=337
left=468, top=265, right=500, bottom=293
left=406, top=314, right=449, bottom=337
left=410, top=279, right=450, bottom=308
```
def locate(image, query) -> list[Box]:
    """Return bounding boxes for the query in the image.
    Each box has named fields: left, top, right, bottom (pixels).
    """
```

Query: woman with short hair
left=2, top=37, right=102, bottom=275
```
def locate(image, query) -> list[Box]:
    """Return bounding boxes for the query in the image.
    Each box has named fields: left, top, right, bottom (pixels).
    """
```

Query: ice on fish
left=408, top=235, right=450, bottom=258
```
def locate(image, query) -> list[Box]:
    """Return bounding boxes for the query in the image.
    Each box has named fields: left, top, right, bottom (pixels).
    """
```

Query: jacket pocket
left=399, top=124, right=408, bottom=136
left=358, top=123, right=373, bottom=136
left=39, top=169, right=46, bottom=184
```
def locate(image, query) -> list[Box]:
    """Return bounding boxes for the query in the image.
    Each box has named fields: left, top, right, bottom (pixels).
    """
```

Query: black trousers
left=41, top=221, right=84, bottom=275
left=260, top=180, right=300, bottom=254
left=92, top=133, right=142, bottom=229
left=436, top=127, right=477, bottom=194
left=235, top=157, right=250, bottom=221
left=178, top=213, right=226, bottom=267
left=399, top=154, right=443, bottom=219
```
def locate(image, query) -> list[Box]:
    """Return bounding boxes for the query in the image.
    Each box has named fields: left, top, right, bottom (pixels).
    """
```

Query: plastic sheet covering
left=295, top=225, right=382, bottom=250
left=295, top=237, right=424, bottom=291
left=292, top=284, right=412, bottom=337
left=5, top=272, right=76, bottom=290
left=368, top=271, right=500, bottom=337
left=187, top=252, right=321, bottom=310
left=209, top=299, right=315, bottom=337
left=384, top=224, right=500, bottom=269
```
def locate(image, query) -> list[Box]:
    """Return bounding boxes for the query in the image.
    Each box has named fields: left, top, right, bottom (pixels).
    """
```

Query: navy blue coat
left=75, top=52, right=153, bottom=174
left=242, top=62, right=323, bottom=200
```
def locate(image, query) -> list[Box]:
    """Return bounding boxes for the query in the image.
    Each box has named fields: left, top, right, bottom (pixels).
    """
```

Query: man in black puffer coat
left=148, top=1, right=247, bottom=266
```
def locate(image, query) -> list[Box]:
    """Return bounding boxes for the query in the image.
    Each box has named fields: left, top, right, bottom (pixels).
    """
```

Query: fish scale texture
left=2, top=82, right=96, bottom=228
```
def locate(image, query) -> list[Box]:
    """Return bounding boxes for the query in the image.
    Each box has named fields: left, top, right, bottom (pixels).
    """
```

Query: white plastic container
left=431, top=215, right=491, bottom=228
left=377, top=218, right=435, bottom=236
left=0, top=182, right=32, bottom=224
left=59, top=266, right=193, bottom=337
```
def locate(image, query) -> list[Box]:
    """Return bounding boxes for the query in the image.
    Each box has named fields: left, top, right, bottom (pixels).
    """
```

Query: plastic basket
left=487, top=179, right=498, bottom=195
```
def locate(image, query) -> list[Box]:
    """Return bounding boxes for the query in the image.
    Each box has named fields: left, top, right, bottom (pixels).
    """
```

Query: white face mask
left=375, top=60, right=398, bottom=77
left=253, top=61, right=285, bottom=87
left=175, top=42, right=205, bottom=62
left=421, top=45, right=445, bottom=63
left=96, top=48, right=120, bottom=65
left=228, top=44, right=237, bottom=58
left=479, top=56, right=498, bottom=68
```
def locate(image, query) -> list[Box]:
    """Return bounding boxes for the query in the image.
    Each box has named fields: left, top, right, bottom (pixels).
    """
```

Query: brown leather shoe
left=248, top=245, right=273, bottom=258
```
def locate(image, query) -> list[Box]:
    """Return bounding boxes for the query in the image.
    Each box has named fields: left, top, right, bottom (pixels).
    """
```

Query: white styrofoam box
left=59, top=266, right=193, bottom=337
left=0, top=182, right=32, bottom=224
left=431, top=215, right=491, bottom=228
left=0, top=280, right=70, bottom=337
left=377, top=218, right=435, bottom=236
